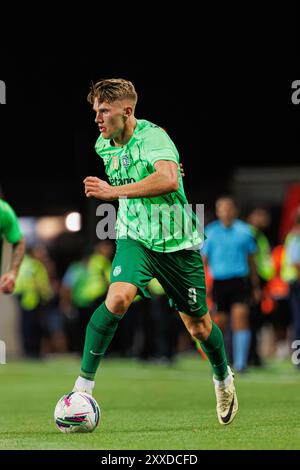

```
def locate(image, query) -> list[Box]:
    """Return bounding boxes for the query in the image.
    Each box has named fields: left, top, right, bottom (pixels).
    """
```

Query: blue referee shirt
left=287, top=234, right=300, bottom=264
left=201, top=220, right=257, bottom=280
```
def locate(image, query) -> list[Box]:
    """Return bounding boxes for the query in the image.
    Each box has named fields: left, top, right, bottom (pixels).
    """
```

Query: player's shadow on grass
left=0, top=431, right=83, bottom=437
left=104, top=426, right=203, bottom=434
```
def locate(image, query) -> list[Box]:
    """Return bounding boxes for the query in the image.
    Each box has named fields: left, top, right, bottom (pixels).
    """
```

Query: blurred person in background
left=138, top=278, right=179, bottom=364
left=247, top=208, right=275, bottom=366
left=110, top=294, right=143, bottom=357
left=60, top=252, right=90, bottom=352
left=14, top=249, right=53, bottom=357
left=267, top=244, right=290, bottom=359
left=0, top=198, right=25, bottom=294
left=94, top=239, right=115, bottom=262
left=202, top=196, right=261, bottom=372
left=60, top=242, right=111, bottom=352
left=30, top=245, right=67, bottom=354
left=281, top=205, right=300, bottom=367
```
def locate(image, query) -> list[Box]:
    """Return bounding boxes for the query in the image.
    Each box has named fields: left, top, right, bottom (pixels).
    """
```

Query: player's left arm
left=84, top=160, right=179, bottom=200
left=0, top=237, right=25, bottom=294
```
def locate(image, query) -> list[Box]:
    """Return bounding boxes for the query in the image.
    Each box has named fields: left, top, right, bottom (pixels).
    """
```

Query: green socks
left=80, top=304, right=228, bottom=382
left=80, top=302, right=124, bottom=380
left=200, top=322, right=229, bottom=381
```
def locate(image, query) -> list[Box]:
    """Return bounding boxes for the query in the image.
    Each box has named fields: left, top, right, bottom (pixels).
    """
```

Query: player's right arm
left=84, top=160, right=179, bottom=200
left=0, top=237, right=25, bottom=294
left=86, top=126, right=181, bottom=200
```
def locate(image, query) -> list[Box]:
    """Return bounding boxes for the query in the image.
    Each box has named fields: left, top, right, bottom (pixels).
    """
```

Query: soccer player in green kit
left=73, top=79, right=238, bottom=425
left=0, top=198, right=25, bottom=293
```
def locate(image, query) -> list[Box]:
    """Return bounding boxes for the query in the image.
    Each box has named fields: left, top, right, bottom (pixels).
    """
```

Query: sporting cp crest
left=121, top=155, right=130, bottom=168
left=113, top=266, right=122, bottom=277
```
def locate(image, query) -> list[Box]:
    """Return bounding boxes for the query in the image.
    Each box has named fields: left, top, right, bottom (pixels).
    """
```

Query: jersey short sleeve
left=143, top=128, right=179, bottom=167
left=0, top=200, right=23, bottom=244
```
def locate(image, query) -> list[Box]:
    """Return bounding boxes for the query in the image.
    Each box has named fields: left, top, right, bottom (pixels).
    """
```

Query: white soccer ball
left=54, top=391, right=100, bottom=433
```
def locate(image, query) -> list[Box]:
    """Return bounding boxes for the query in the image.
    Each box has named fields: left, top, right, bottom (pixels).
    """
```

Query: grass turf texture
left=0, top=355, right=299, bottom=450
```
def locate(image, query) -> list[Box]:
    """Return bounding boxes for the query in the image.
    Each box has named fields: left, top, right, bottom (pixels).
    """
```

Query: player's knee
left=108, top=293, right=132, bottom=315
left=189, top=319, right=211, bottom=342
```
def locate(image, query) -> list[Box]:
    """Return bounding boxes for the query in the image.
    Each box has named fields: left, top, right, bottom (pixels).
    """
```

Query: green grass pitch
left=0, top=354, right=299, bottom=450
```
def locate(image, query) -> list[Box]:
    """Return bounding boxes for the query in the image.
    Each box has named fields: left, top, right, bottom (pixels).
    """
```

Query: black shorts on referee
left=212, top=277, right=251, bottom=313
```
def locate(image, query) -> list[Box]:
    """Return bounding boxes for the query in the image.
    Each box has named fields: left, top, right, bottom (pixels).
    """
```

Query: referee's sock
left=233, top=329, right=251, bottom=372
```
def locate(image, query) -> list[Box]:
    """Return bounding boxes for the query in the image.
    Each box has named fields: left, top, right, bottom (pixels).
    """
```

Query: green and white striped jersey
left=95, top=119, right=203, bottom=252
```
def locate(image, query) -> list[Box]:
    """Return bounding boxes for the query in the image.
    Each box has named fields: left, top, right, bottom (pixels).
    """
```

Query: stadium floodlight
left=65, top=212, right=81, bottom=232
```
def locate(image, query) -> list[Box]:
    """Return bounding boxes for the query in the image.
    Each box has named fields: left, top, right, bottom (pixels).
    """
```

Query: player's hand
left=180, top=163, right=185, bottom=177
left=0, top=271, right=16, bottom=294
left=83, top=176, right=117, bottom=201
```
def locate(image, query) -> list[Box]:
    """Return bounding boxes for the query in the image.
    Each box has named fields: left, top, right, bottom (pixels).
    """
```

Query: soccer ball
left=54, top=391, right=100, bottom=433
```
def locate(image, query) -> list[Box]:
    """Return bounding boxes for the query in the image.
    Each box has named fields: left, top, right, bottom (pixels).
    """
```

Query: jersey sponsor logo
left=113, top=265, right=122, bottom=277
left=109, top=177, right=136, bottom=186
left=121, top=154, right=130, bottom=168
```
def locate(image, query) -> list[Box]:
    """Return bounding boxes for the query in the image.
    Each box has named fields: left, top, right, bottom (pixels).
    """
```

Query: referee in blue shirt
left=202, top=196, right=261, bottom=372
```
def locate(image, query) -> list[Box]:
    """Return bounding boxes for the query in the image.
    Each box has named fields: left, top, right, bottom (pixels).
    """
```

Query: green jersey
left=0, top=199, right=23, bottom=269
left=95, top=119, right=203, bottom=252
left=0, top=199, right=23, bottom=244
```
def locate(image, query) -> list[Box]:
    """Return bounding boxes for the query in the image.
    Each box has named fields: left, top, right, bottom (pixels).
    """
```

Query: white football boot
left=213, top=366, right=238, bottom=425
left=73, top=376, right=95, bottom=396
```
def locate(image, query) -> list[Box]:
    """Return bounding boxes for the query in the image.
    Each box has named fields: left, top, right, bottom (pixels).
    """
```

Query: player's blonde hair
left=87, top=78, right=138, bottom=108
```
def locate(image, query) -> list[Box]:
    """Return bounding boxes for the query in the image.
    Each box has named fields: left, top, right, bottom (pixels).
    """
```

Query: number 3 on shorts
left=188, top=287, right=197, bottom=305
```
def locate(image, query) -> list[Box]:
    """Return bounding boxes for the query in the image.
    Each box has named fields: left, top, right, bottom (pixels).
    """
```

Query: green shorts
left=110, top=238, right=208, bottom=318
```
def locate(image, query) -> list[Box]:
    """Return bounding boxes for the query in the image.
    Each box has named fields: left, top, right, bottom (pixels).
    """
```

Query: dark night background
left=0, top=19, right=299, bottom=220
left=0, top=15, right=299, bottom=457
